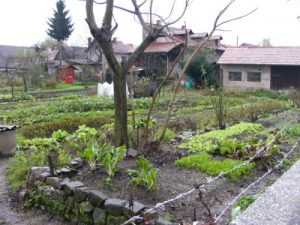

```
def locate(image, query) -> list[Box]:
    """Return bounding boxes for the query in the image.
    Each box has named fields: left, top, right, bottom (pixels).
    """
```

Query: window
left=247, top=72, right=261, bottom=82
left=228, top=72, right=242, bottom=81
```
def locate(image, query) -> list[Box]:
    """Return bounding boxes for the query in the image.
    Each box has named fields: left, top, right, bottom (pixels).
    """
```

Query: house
left=217, top=47, right=300, bottom=90
left=138, top=41, right=184, bottom=77
left=140, top=22, right=224, bottom=78
left=0, top=45, right=36, bottom=73
left=86, top=38, right=135, bottom=81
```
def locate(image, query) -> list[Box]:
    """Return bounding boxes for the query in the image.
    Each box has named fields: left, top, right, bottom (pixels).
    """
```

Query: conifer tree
left=47, top=0, right=74, bottom=66
left=47, top=0, right=74, bottom=41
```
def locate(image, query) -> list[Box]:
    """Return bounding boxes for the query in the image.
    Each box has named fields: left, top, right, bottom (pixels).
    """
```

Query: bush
left=175, top=153, right=255, bottom=181
left=185, top=54, right=219, bottom=88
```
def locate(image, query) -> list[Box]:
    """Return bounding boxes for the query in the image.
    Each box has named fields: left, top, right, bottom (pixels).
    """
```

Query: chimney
left=112, top=37, right=117, bottom=43
left=156, top=20, right=161, bottom=26
left=88, top=37, right=92, bottom=47
left=181, top=25, right=186, bottom=30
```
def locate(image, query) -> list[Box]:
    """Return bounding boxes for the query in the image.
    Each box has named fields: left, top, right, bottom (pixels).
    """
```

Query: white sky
left=0, top=0, right=299, bottom=47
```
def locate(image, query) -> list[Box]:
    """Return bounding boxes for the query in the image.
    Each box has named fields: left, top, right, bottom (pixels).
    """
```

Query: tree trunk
left=113, top=71, right=128, bottom=146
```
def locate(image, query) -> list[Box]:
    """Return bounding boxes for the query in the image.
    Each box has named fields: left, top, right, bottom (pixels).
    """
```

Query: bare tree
left=157, top=0, right=257, bottom=141
left=85, top=0, right=190, bottom=146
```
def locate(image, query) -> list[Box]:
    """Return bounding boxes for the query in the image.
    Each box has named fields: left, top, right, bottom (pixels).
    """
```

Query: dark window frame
left=247, top=72, right=261, bottom=82
left=228, top=71, right=242, bottom=81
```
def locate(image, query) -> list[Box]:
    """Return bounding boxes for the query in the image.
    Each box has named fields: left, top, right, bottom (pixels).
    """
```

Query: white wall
left=221, top=64, right=271, bottom=90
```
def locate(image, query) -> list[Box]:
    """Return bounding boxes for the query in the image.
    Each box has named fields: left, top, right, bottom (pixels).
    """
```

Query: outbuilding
left=217, top=47, right=300, bottom=90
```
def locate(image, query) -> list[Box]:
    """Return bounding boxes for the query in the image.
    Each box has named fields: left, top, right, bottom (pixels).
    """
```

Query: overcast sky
left=0, top=0, right=299, bottom=47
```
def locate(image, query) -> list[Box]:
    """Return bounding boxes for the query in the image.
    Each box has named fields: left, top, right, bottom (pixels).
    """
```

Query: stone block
left=87, top=190, right=108, bottom=206
left=93, top=207, right=106, bottom=225
left=46, top=177, right=62, bottom=189
left=125, top=201, right=146, bottom=215
left=104, top=198, right=127, bottom=216
left=79, top=201, right=94, bottom=215
left=74, top=187, right=89, bottom=202
left=63, top=181, right=85, bottom=195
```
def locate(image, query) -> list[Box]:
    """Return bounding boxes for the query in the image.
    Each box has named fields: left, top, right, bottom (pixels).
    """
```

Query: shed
left=58, top=65, right=77, bottom=81
left=217, top=47, right=300, bottom=90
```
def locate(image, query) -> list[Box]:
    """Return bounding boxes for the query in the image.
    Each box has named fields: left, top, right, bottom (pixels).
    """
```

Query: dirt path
left=0, top=159, right=69, bottom=225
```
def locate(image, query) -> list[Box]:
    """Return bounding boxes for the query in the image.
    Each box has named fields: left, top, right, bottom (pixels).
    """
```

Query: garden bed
left=3, top=89, right=300, bottom=224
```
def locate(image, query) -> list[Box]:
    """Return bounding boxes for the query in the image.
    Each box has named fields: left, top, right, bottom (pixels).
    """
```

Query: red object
left=58, top=65, right=76, bottom=82
left=64, top=75, right=74, bottom=84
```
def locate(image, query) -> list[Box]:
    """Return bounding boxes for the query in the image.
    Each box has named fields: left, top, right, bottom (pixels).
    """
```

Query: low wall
left=24, top=166, right=172, bottom=225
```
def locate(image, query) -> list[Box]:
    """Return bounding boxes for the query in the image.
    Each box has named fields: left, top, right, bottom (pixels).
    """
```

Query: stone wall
left=221, top=64, right=271, bottom=90
left=25, top=166, right=172, bottom=225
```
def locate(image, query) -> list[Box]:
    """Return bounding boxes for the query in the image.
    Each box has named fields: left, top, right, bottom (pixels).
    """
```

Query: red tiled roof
left=218, top=47, right=300, bottom=66
left=145, top=42, right=183, bottom=53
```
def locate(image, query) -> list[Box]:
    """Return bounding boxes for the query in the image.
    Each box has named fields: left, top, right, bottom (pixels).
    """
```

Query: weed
left=231, top=195, right=258, bottom=221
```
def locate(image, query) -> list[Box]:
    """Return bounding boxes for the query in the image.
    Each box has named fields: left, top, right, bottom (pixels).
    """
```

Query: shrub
left=207, top=88, right=228, bottom=129
left=175, top=153, right=255, bottom=181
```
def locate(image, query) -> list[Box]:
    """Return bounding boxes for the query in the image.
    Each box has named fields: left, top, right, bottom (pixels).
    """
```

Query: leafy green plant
left=155, top=128, right=176, bottom=142
left=102, top=145, right=126, bottom=178
left=83, top=141, right=98, bottom=170
left=179, top=123, right=264, bottom=153
left=127, top=156, right=158, bottom=190
left=231, top=195, right=258, bottom=221
left=175, top=153, right=255, bottom=181
left=285, top=123, right=300, bottom=137
left=6, top=138, right=70, bottom=190
left=52, top=129, right=69, bottom=142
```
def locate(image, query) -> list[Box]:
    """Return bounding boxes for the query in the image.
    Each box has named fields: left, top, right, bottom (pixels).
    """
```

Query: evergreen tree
left=47, top=0, right=74, bottom=41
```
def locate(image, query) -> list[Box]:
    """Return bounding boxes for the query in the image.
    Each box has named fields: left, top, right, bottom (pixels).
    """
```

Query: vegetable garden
left=1, top=87, right=300, bottom=224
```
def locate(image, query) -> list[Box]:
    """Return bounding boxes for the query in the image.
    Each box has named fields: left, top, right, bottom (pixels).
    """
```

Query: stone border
left=25, top=166, right=173, bottom=225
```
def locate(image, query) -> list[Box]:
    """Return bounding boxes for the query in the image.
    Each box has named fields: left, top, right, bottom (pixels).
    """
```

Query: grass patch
left=175, top=153, right=255, bottom=181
